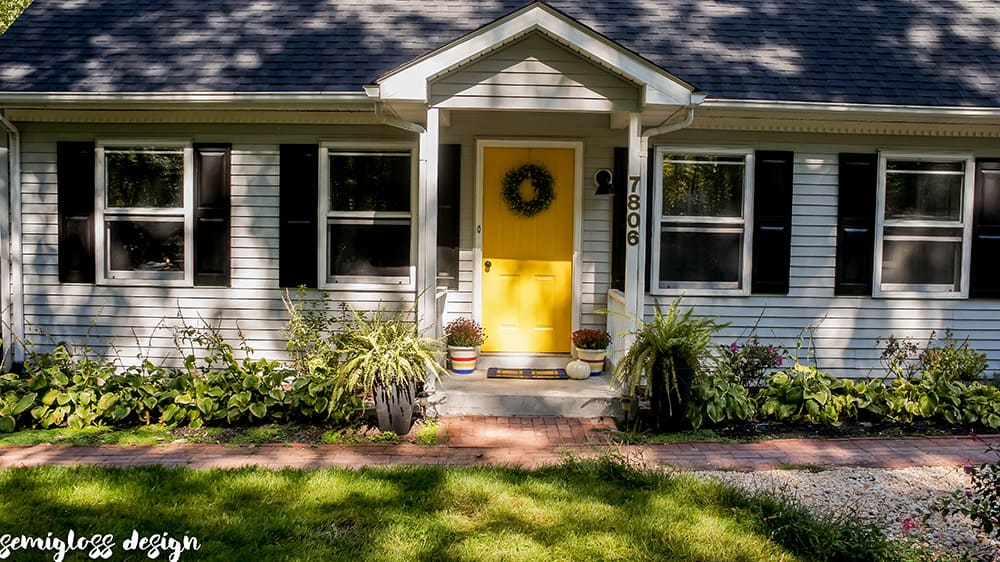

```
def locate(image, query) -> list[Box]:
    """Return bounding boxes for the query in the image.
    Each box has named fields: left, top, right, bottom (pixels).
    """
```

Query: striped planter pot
left=447, top=346, right=478, bottom=375
left=575, top=347, right=608, bottom=376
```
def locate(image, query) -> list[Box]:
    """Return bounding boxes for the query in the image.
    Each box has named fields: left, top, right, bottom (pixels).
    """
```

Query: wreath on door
left=502, top=163, right=555, bottom=217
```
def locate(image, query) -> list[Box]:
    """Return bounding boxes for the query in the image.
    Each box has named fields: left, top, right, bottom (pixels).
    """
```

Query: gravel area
left=695, top=466, right=1000, bottom=560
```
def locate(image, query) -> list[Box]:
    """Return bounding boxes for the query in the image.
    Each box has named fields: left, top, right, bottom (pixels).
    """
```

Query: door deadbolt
left=484, top=260, right=492, bottom=272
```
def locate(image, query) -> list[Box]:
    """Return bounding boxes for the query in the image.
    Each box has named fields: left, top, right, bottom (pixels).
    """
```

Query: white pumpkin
left=566, top=360, right=591, bottom=380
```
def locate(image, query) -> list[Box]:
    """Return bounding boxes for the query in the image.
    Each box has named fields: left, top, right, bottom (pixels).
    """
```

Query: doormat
left=486, top=368, right=568, bottom=380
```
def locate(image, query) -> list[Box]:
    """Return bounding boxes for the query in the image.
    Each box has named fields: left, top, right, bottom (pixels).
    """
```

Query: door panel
left=481, top=146, right=575, bottom=353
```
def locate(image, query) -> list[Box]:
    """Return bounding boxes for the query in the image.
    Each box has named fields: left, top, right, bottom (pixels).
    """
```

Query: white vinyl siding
left=18, top=124, right=416, bottom=365
left=429, top=33, right=640, bottom=112
left=641, top=132, right=1000, bottom=378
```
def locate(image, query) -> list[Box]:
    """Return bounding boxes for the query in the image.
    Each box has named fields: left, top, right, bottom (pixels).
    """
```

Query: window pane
left=885, top=160, right=964, bottom=221
left=329, top=153, right=410, bottom=212
left=106, top=148, right=184, bottom=208
left=659, top=230, right=742, bottom=285
left=662, top=155, right=744, bottom=217
left=328, top=222, right=411, bottom=278
left=881, top=238, right=960, bottom=288
left=108, top=220, right=184, bottom=272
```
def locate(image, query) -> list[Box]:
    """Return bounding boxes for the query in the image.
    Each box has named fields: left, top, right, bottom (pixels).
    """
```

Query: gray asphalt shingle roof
left=1, top=0, right=998, bottom=107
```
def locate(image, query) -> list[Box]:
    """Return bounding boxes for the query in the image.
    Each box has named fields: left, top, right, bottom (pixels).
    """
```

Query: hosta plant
left=758, top=362, right=856, bottom=426
left=687, top=362, right=756, bottom=430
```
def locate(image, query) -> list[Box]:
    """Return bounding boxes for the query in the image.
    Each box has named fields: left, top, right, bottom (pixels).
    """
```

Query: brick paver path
left=0, top=416, right=995, bottom=471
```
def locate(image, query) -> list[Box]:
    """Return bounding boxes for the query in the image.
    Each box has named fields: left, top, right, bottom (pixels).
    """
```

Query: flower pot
left=576, top=347, right=607, bottom=376
left=373, top=381, right=416, bottom=435
left=448, top=345, right=478, bottom=374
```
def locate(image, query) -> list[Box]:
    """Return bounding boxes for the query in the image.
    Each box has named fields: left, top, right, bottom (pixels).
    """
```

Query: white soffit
left=373, top=2, right=694, bottom=107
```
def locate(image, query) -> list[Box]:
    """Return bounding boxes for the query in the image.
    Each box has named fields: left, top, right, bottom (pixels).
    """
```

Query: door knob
left=484, top=260, right=492, bottom=272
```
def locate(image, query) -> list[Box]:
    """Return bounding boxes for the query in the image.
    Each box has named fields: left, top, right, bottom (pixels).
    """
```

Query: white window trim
left=318, top=141, right=417, bottom=291
left=649, top=146, right=755, bottom=296
left=94, top=140, right=194, bottom=286
left=873, top=151, right=975, bottom=299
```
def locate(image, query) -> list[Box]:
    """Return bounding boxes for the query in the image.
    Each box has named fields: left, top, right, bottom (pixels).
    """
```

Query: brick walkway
left=0, top=416, right=996, bottom=471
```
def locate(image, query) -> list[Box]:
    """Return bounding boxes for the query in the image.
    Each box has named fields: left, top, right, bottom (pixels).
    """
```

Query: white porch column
left=417, top=108, right=440, bottom=338
left=623, top=113, right=647, bottom=330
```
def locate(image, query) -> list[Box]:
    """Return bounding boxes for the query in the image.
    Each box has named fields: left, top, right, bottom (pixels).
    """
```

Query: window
left=318, top=145, right=415, bottom=287
left=651, top=148, right=754, bottom=294
left=95, top=143, right=193, bottom=283
left=874, top=153, right=974, bottom=297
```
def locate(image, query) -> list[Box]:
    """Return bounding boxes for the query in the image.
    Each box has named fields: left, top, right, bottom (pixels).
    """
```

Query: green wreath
left=502, top=164, right=555, bottom=217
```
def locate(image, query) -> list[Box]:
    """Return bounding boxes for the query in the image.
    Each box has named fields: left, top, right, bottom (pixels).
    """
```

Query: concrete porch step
left=427, top=368, right=623, bottom=418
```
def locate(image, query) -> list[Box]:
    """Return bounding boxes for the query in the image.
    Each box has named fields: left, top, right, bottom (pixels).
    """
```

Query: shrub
left=443, top=317, right=487, bottom=347
left=877, top=334, right=922, bottom=380
left=281, top=288, right=340, bottom=378
left=571, top=329, right=611, bottom=350
left=719, top=333, right=784, bottom=391
left=934, top=437, right=1000, bottom=537
left=920, top=328, right=988, bottom=383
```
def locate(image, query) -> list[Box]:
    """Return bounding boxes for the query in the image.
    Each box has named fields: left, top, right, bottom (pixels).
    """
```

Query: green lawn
left=0, top=456, right=907, bottom=562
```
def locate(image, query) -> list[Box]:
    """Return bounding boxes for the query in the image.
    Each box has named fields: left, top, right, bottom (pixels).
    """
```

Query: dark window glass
left=881, top=239, right=960, bottom=288
left=106, top=148, right=184, bottom=208
left=108, top=220, right=184, bottom=272
left=662, top=155, right=744, bottom=217
left=329, top=153, right=410, bottom=212
left=659, top=230, right=742, bottom=285
left=885, top=160, right=964, bottom=221
left=327, top=222, right=410, bottom=278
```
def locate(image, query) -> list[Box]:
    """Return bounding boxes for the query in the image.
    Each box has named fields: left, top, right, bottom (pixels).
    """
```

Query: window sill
left=649, top=287, right=750, bottom=298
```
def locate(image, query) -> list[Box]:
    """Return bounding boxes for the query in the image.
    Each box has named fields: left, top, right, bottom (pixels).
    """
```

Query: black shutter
left=437, top=144, right=461, bottom=290
left=193, top=144, right=231, bottom=286
left=750, top=151, right=794, bottom=294
left=970, top=159, right=1000, bottom=298
left=834, top=153, right=878, bottom=295
left=279, top=144, right=319, bottom=288
left=57, top=141, right=95, bottom=283
left=610, top=147, right=628, bottom=291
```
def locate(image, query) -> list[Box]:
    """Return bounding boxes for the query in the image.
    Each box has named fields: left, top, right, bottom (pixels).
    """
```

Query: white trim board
left=473, top=139, right=584, bottom=352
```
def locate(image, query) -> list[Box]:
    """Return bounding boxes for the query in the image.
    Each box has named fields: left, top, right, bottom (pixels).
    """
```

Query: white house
left=0, top=0, right=999, bottom=380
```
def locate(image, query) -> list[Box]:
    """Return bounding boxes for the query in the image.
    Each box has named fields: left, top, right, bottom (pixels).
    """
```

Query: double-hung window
left=874, top=152, right=975, bottom=297
left=95, top=143, right=193, bottom=284
left=318, top=144, right=415, bottom=288
left=651, top=148, right=754, bottom=294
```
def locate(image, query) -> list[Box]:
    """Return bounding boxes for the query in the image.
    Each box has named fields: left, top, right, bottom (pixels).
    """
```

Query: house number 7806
left=626, top=175, right=641, bottom=246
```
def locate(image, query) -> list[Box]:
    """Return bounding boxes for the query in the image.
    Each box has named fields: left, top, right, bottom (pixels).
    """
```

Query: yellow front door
left=481, top=146, right=575, bottom=353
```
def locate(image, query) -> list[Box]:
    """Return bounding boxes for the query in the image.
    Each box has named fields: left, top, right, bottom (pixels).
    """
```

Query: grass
left=0, top=454, right=909, bottom=562
left=0, top=422, right=437, bottom=447
left=612, top=428, right=738, bottom=445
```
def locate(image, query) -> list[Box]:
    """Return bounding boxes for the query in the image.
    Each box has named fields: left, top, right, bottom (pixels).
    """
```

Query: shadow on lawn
left=0, top=462, right=812, bottom=562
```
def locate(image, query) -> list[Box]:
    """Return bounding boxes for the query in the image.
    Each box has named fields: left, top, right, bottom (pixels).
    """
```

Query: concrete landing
left=427, top=369, right=623, bottom=418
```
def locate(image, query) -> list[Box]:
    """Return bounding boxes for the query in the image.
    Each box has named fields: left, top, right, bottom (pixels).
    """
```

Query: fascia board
left=375, top=4, right=693, bottom=106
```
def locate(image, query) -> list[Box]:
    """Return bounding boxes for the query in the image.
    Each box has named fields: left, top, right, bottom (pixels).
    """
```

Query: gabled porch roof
left=368, top=2, right=699, bottom=109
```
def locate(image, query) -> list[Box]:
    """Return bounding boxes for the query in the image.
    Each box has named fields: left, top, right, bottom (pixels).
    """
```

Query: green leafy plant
left=920, top=328, right=988, bottom=383
left=719, top=333, right=785, bottom=391
left=613, top=299, right=726, bottom=432
left=0, top=373, right=34, bottom=432
left=687, top=362, right=756, bottom=430
left=281, top=288, right=340, bottom=377
left=337, top=305, right=449, bottom=393
left=443, top=317, right=487, bottom=347
left=759, top=362, right=856, bottom=426
left=571, top=329, right=611, bottom=350
left=933, top=437, right=1000, bottom=537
